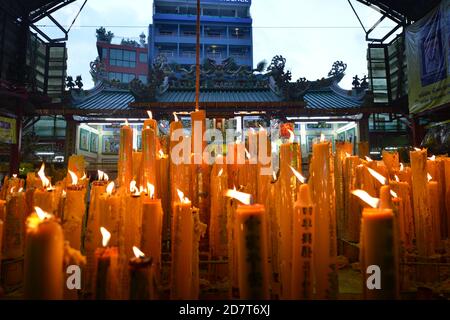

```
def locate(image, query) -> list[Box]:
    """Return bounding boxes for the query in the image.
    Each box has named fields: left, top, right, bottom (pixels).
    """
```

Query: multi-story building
left=148, top=0, right=253, bottom=69
left=96, top=33, right=149, bottom=84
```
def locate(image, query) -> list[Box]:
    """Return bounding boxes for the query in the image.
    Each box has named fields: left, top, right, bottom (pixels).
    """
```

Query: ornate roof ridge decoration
left=86, top=53, right=364, bottom=104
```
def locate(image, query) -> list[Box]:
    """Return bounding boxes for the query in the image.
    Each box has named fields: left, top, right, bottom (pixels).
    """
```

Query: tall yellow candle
left=118, top=122, right=133, bottom=189
left=309, top=136, right=337, bottom=299
left=24, top=207, right=64, bottom=299
left=141, top=186, right=163, bottom=280
left=344, top=155, right=361, bottom=242
left=235, top=202, right=269, bottom=300
left=94, top=227, right=120, bottom=300
left=171, top=190, right=194, bottom=300
left=292, top=184, right=314, bottom=300
left=3, top=190, right=26, bottom=260
left=142, top=126, right=157, bottom=189
left=428, top=181, right=441, bottom=250
left=358, top=186, right=399, bottom=300
left=63, top=171, right=86, bottom=251
left=410, top=149, right=433, bottom=256
left=278, top=131, right=301, bottom=299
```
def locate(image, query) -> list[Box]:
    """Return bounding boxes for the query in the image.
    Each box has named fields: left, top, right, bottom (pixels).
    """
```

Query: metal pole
left=195, top=0, right=200, bottom=111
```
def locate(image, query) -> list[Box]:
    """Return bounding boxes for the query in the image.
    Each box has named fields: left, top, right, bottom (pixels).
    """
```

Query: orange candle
left=190, top=110, right=206, bottom=164
left=410, top=149, right=433, bottom=256
left=171, top=190, right=194, bottom=299
left=63, top=171, right=86, bottom=250
left=358, top=186, right=399, bottom=300
left=24, top=207, right=64, bottom=299
left=209, top=158, right=228, bottom=264
left=277, top=131, right=301, bottom=299
left=292, top=184, right=314, bottom=299
left=444, top=158, right=450, bottom=236
left=141, top=126, right=157, bottom=188
left=382, top=150, right=400, bottom=178
left=390, top=181, right=415, bottom=250
left=3, top=189, right=26, bottom=260
left=129, top=246, right=155, bottom=300
left=141, top=185, right=163, bottom=280
left=94, top=227, right=120, bottom=300
left=118, top=122, right=133, bottom=189
left=344, top=155, right=361, bottom=242
left=358, top=141, right=369, bottom=158
left=428, top=180, right=441, bottom=250
left=309, top=136, right=337, bottom=299
left=235, top=203, right=269, bottom=299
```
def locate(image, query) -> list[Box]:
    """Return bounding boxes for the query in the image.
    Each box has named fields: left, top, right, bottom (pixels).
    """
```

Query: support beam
left=64, top=117, right=77, bottom=162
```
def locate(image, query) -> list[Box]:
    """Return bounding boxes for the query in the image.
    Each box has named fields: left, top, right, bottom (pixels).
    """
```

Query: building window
left=139, top=53, right=148, bottom=63
left=139, top=75, right=147, bottom=83
left=102, top=48, right=108, bottom=60
left=110, top=49, right=136, bottom=68
left=108, top=72, right=136, bottom=83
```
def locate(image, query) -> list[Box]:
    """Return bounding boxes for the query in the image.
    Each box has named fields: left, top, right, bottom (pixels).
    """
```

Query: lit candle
left=190, top=109, right=206, bottom=164
left=335, top=142, right=353, bottom=250
left=427, top=178, right=441, bottom=250
left=141, top=183, right=163, bottom=281
left=209, top=157, right=228, bottom=279
left=94, top=227, right=120, bottom=299
left=84, top=171, right=109, bottom=297
left=278, top=129, right=301, bottom=299
left=171, top=189, right=194, bottom=299
left=390, top=180, right=415, bottom=250
left=291, top=171, right=314, bottom=300
left=410, top=149, right=433, bottom=256
left=118, top=120, right=133, bottom=189
left=132, top=151, right=142, bottom=186
left=124, top=180, right=143, bottom=261
left=129, top=246, right=155, bottom=300
left=156, top=149, right=170, bottom=243
left=226, top=186, right=240, bottom=298
left=427, top=156, right=447, bottom=239
left=227, top=190, right=269, bottom=300
left=357, top=141, right=369, bottom=159
left=142, top=125, right=157, bottom=189
left=24, top=207, right=64, bottom=299
left=62, top=170, right=86, bottom=250
left=353, top=187, right=399, bottom=300
left=309, top=135, right=338, bottom=299
left=33, top=163, right=59, bottom=216
left=144, top=110, right=158, bottom=132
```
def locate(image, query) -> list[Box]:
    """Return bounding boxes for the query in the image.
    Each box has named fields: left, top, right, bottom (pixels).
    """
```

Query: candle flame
left=225, top=189, right=252, bottom=205
left=133, top=246, right=145, bottom=258
left=390, top=190, right=398, bottom=198
left=173, top=112, right=179, bottom=122
left=158, top=149, right=165, bottom=159
left=104, top=173, right=109, bottom=181
left=147, top=111, right=153, bottom=119
left=18, top=187, right=23, bottom=192
left=130, top=180, right=139, bottom=194
left=100, top=227, right=111, bottom=247
left=62, top=190, right=67, bottom=198
left=38, top=163, right=51, bottom=188
left=245, top=148, right=251, bottom=160
left=320, top=133, right=325, bottom=142
left=218, top=168, right=223, bottom=177
left=124, top=119, right=129, bottom=126
left=345, top=152, right=351, bottom=158
left=272, top=171, right=277, bottom=181
left=365, top=156, right=373, bottom=162
left=68, top=170, right=78, bottom=185
left=34, top=207, right=50, bottom=221
left=12, top=174, right=17, bottom=178
left=414, top=147, right=421, bottom=151
left=10, top=186, right=15, bottom=193
left=98, top=170, right=104, bottom=181
left=81, top=172, right=87, bottom=180
left=106, top=181, right=115, bottom=195
left=290, top=166, right=306, bottom=184
left=148, top=183, right=155, bottom=199
left=259, top=125, right=266, bottom=132
left=367, top=167, right=387, bottom=185
left=400, top=163, right=404, bottom=171
left=394, top=175, right=400, bottom=182
left=288, top=129, right=295, bottom=143
left=428, top=155, right=436, bottom=161
left=177, top=189, right=190, bottom=204
left=351, top=190, right=380, bottom=209
left=427, top=173, right=432, bottom=182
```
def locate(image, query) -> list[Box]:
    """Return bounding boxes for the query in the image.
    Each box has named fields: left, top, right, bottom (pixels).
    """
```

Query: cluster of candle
left=0, top=111, right=449, bottom=300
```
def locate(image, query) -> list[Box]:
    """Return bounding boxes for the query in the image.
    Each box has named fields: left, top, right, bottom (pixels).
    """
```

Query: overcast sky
left=38, top=0, right=397, bottom=89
